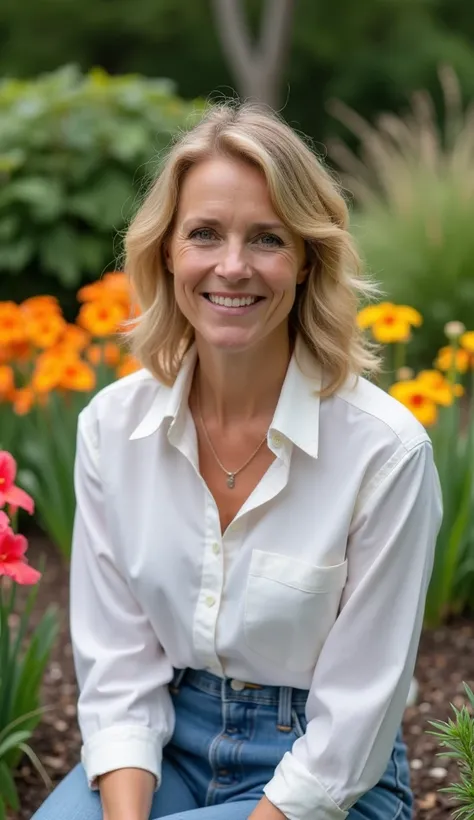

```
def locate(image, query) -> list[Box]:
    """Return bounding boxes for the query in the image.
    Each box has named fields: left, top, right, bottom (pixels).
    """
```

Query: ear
left=163, top=241, right=173, bottom=274
left=296, top=261, right=310, bottom=285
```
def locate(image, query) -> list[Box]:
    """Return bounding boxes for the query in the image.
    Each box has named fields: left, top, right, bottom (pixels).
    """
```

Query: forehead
left=176, top=156, right=277, bottom=219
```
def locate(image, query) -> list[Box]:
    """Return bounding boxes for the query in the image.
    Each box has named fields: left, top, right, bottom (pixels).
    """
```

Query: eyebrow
left=182, top=217, right=287, bottom=233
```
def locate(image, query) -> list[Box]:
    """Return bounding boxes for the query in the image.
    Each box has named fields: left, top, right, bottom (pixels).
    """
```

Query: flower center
left=383, top=315, right=395, bottom=325
left=411, top=394, right=425, bottom=407
left=0, top=477, right=5, bottom=485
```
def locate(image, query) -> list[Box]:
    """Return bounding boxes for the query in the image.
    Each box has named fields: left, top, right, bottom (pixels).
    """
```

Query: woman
left=33, top=103, right=442, bottom=820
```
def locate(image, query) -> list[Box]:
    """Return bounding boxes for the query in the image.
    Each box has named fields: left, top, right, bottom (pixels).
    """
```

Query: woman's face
left=166, top=156, right=307, bottom=354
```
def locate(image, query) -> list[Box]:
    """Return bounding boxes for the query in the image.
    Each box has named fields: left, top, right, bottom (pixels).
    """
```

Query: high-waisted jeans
left=31, top=668, right=413, bottom=820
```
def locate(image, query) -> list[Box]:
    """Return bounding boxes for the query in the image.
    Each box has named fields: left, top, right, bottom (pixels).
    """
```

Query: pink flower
left=0, top=451, right=34, bottom=515
left=0, top=516, right=41, bottom=585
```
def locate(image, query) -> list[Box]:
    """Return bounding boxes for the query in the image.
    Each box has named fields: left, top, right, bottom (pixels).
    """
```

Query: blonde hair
left=124, top=102, right=380, bottom=396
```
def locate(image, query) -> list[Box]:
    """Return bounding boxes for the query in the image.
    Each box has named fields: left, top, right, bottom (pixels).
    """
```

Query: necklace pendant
left=226, top=473, right=236, bottom=489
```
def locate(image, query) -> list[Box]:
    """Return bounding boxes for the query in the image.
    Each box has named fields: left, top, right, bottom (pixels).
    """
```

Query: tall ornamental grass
left=329, top=66, right=474, bottom=365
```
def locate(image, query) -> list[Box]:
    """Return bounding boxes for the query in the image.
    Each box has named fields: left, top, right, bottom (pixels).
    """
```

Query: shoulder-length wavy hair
left=124, top=102, right=380, bottom=396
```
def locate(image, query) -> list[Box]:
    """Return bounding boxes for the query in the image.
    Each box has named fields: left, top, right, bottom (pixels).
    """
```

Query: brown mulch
left=8, top=537, right=474, bottom=820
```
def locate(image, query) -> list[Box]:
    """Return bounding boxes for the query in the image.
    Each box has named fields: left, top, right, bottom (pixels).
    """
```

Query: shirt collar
left=129, top=336, right=321, bottom=458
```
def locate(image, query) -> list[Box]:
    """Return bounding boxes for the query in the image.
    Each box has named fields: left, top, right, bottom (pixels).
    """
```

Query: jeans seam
left=390, top=746, right=407, bottom=820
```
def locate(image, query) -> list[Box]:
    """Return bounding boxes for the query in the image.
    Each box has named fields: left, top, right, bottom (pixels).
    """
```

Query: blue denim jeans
left=32, top=669, right=413, bottom=820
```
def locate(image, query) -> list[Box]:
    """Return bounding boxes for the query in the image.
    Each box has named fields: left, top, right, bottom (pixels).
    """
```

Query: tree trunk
left=210, top=0, right=295, bottom=110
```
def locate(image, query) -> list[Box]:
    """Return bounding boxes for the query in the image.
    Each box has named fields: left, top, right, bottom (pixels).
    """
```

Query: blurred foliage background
left=2, top=0, right=474, bottom=347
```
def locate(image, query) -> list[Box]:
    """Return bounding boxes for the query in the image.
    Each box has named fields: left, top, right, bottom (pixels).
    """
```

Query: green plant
left=328, top=66, right=474, bottom=366
left=428, top=683, right=474, bottom=820
left=0, top=65, right=202, bottom=293
left=0, top=454, right=59, bottom=817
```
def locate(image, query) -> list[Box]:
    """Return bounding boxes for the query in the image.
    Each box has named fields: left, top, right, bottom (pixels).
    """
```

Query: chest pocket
left=244, top=550, right=348, bottom=672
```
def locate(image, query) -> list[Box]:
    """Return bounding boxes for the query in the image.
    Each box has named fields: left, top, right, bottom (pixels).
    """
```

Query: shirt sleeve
left=70, top=409, right=175, bottom=790
left=264, top=439, right=442, bottom=820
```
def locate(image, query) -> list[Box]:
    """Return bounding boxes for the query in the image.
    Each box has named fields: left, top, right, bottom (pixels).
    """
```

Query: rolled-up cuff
left=264, top=751, right=349, bottom=820
left=81, top=724, right=163, bottom=791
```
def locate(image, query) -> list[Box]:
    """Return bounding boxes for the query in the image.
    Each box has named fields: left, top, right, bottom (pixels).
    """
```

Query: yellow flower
left=357, top=302, right=422, bottom=343
left=417, top=370, right=464, bottom=405
left=0, top=302, right=27, bottom=346
left=389, top=380, right=438, bottom=427
left=434, top=345, right=471, bottom=374
left=78, top=300, right=127, bottom=337
left=460, top=331, right=474, bottom=354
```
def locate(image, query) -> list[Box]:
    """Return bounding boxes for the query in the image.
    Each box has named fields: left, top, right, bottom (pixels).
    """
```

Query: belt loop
left=277, top=686, right=293, bottom=732
left=169, top=668, right=187, bottom=695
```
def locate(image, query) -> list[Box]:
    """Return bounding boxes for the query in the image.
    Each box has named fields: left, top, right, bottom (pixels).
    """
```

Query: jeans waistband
left=170, top=668, right=309, bottom=732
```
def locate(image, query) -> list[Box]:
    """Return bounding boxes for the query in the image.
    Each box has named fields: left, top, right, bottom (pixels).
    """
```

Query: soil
left=8, top=537, right=474, bottom=820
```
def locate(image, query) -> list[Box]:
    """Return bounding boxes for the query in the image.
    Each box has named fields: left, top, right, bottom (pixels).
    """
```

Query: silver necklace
left=196, top=387, right=268, bottom=489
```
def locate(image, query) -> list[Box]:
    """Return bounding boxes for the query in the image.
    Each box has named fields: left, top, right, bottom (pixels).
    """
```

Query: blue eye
left=256, top=233, right=284, bottom=247
left=189, top=228, right=216, bottom=241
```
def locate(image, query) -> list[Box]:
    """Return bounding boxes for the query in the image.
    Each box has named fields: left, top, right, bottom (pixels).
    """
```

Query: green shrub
left=0, top=65, right=203, bottom=293
left=328, top=66, right=474, bottom=366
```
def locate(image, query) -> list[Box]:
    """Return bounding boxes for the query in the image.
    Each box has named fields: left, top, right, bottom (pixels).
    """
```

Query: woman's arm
left=99, top=768, right=156, bottom=820
left=262, top=439, right=442, bottom=820
left=70, top=408, right=175, bottom=803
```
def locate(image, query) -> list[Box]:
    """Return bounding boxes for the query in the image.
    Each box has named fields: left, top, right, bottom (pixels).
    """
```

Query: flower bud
left=444, top=321, right=466, bottom=340
left=396, top=367, right=415, bottom=381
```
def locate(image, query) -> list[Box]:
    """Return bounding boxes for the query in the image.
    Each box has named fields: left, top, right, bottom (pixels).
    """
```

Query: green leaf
left=0, top=762, right=19, bottom=810
left=0, top=177, right=64, bottom=221
left=0, top=730, right=32, bottom=758
left=0, top=238, right=35, bottom=271
left=0, top=793, right=6, bottom=820
left=67, top=170, right=134, bottom=228
left=38, top=225, right=82, bottom=286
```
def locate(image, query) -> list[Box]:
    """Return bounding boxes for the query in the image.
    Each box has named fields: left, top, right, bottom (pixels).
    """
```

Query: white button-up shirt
left=70, top=338, right=442, bottom=820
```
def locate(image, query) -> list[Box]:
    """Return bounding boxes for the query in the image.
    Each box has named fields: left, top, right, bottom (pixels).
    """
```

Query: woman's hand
left=248, top=795, right=287, bottom=820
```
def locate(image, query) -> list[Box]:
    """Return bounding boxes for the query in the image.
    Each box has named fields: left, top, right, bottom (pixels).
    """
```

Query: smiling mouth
left=203, top=293, right=264, bottom=307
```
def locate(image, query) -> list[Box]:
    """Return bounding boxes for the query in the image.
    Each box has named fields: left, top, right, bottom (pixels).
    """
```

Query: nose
left=214, top=240, right=251, bottom=282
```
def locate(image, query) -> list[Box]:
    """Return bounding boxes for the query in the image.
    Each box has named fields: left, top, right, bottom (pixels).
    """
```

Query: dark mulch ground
left=9, top=538, right=474, bottom=820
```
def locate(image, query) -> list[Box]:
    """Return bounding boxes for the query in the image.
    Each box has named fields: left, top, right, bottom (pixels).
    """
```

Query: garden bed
left=12, top=538, right=473, bottom=820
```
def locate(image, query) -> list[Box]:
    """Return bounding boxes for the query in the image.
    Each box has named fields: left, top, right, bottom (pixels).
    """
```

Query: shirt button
left=271, top=433, right=282, bottom=448
left=230, top=679, right=246, bottom=691
left=205, top=595, right=216, bottom=607
left=212, top=542, right=220, bottom=555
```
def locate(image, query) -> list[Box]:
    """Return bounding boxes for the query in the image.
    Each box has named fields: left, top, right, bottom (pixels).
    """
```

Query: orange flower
left=116, top=353, right=141, bottom=379
left=26, top=313, right=66, bottom=349
left=12, top=387, right=34, bottom=416
left=0, top=365, right=14, bottom=400
left=32, top=355, right=64, bottom=394
left=20, top=295, right=62, bottom=320
left=60, top=324, right=90, bottom=352
left=78, top=300, right=127, bottom=337
left=78, top=272, right=132, bottom=310
left=0, top=302, right=26, bottom=346
left=7, top=341, right=32, bottom=363
left=434, top=345, right=471, bottom=374
left=60, top=359, right=96, bottom=392
left=86, top=342, right=121, bottom=367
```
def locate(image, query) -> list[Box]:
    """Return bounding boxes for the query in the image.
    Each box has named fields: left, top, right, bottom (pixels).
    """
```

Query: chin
left=197, top=326, right=259, bottom=353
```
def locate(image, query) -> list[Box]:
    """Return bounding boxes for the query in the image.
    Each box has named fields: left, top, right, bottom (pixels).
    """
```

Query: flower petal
left=1, top=559, right=41, bottom=585
left=372, top=320, right=411, bottom=344
left=5, top=484, right=35, bottom=515
left=0, top=451, right=16, bottom=492
left=396, top=306, right=423, bottom=326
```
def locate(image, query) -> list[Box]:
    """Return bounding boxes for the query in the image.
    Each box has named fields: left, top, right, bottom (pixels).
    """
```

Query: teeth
left=208, top=294, right=258, bottom=307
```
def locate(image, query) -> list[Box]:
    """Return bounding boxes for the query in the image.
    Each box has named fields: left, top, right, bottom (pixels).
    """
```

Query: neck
left=194, top=328, right=291, bottom=428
